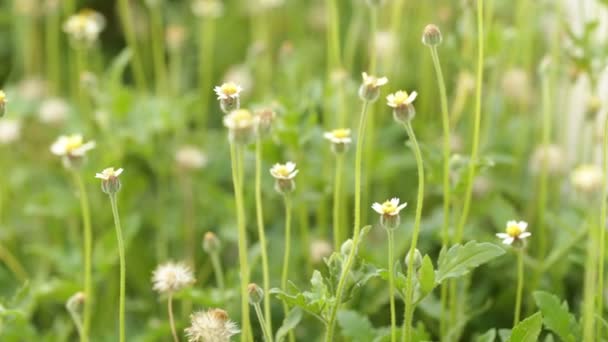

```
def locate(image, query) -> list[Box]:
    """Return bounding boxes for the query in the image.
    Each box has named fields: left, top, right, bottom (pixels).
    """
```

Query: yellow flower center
left=506, top=223, right=522, bottom=238
left=381, top=201, right=397, bottom=215
left=392, top=91, right=410, bottom=105
left=65, top=136, right=84, bottom=152
left=221, top=83, right=239, bottom=96
left=332, top=129, right=350, bottom=139
left=232, top=109, right=252, bottom=124
left=274, top=165, right=291, bottom=177
left=0, top=91, right=5, bottom=103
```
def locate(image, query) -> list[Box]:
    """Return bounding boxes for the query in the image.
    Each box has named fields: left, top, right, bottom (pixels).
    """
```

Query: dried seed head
left=152, top=261, right=195, bottom=294
left=254, top=107, right=276, bottom=137
left=247, top=283, right=264, bottom=305
left=176, top=146, right=208, bottom=171
left=422, top=24, right=443, bottom=46
left=185, top=309, right=240, bottom=342
left=571, top=164, right=604, bottom=194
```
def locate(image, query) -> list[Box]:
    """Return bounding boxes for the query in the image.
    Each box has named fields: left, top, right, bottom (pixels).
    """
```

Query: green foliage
left=435, top=241, right=506, bottom=283
left=533, top=291, right=581, bottom=342
left=508, top=312, right=543, bottom=342
left=275, top=308, right=303, bottom=342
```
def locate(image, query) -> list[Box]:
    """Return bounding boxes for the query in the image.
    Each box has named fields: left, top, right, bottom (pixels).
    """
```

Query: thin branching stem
left=109, top=194, right=126, bottom=342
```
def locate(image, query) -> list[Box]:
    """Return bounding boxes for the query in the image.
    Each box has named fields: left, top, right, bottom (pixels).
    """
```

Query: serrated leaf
left=508, top=312, right=543, bottom=342
left=419, top=255, right=436, bottom=295
left=337, top=310, right=378, bottom=342
left=275, top=308, right=303, bottom=342
left=533, top=291, right=580, bottom=342
left=436, top=241, right=505, bottom=283
left=475, top=329, right=496, bottom=342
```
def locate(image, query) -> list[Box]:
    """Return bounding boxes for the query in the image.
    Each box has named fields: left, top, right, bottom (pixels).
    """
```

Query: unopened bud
left=404, top=249, right=422, bottom=271
left=340, top=239, right=355, bottom=256
left=66, top=291, right=86, bottom=313
left=422, top=24, right=442, bottom=47
left=247, top=283, right=264, bottom=305
left=203, top=232, right=221, bottom=254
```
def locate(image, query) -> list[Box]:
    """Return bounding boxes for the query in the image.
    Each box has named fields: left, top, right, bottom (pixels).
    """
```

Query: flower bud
left=95, top=168, right=123, bottom=195
left=247, top=283, right=264, bottom=305
left=359, top=72, right=388, bottom=102
left=340, top=239, right=355, bottom=256
left=203, top=232, right=221, bottom=254
left=422, top=24, right=442, bottom=47
left=387, top=90, right=418, bottom=124
left=404, top=249, right=422, bottom=271
left=66, top=291, right=86, bottom=313
left=254, top=107, right=276, bottom=137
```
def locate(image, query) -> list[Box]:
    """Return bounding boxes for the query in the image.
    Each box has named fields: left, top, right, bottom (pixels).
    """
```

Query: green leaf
left=475, top=329, right=496, bottom=342
left=508, top=312, right=543, bottom=342
left=275, top=308, right=303, bottom=342
left=419, top=255, right=436, bottom=295
left=436, top=241, right=506, bottom=283
left=533, top=291, right=580, bottom=342
left=337, top=310, right=378, bottom=342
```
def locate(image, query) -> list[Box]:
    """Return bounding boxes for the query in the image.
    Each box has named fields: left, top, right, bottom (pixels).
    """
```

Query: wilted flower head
left=372, top=198, right=407, bottom=229
left=0, top=90, right=6, bottom=117
left=191, top=0, right=224, bottom=18
left=223, top=109, right=258, bottom=144
left=63, top=9, right=106, bottom=46
left=51, top=134, right=95, bottom=168
left=571, top=164, right=604, bottom=194
left=215, top=82, right=243, bottom=113
left=165, top=25, right=187, bottom=52
left=0, top=119, right=21, bottom=145
left=270, top=162, right=298, bottom=194
left=496, top=220, right=531, bottom=246
left=422, top=24, right=443, bottom=46
left=529, top=144, right=565, bottom=175
left=39, top=98, right=69, bottom=125
left=152, top=262, right=195, bottom=294
left=324, top=128, right=352, bottom=154
left=175, top=146, right=208, bottom=170
left=254, top=107, right=276, bottom=136
left=185, top=308, right=240, bottom=342
left=387, top=90, right=418, bottom=123
left=95, top=167, right=123, bottom=194
left=359, top=72, right=388, bottom=102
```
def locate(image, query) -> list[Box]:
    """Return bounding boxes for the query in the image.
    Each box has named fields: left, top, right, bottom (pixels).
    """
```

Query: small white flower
left=223, top=109, right=256, bottom=130
left=0, top=119, right=21, bottom=145
left=39, top=98, right=69, bottom=125
left=571, top=164, right=604, bottom=194
left=152, top=262, right=195, bottom=294
left=362, top=72, right=388, bottom=88
left=175, top=146, right=208, bottom=170
left=323, top=129, right=352, bottom=144
left=270, top=162, right=299, bottom=180
left=496, top=220, right=531, bottom=245
left=50, top=134, right=96, bottom=157
left=529, top=144, right=564, bottom=175
left=372, top=198, right=407, bottom=216
left=387, top=90, right=418, bottom=108
left=185, top=309, right=240, bottom=342
left=63, top=9, right=106, bottom=45
left=214, top=82, right=243, bottom=101
left=95, top=167, right=123, bottom=180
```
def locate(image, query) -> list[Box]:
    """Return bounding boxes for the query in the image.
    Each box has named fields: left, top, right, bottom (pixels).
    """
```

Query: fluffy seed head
left=39, top=98, right=69, bottom=125
left=185, top=309, right=240, bottom=342
left=152, top=262, right=195, bottom=294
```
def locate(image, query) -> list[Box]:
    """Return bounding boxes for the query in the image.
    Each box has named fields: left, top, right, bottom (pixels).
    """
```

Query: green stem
left=45, top=7, right=61, bottom=94
left=429, top=45, right=452, bottom=338
left=324, top=100, right=370, bottom=342
left=198, top=18, right=216, bottom=129
left=281, top=194, right=292, bottom=318
left=109, top=194, right=126, bottom=342
left=117, top=0, right=147, bottom=91
left=0, top=243, right=28, bottom=283
left=74, top=173, right=92, bottom=342
left=514, top=248, right=524, bottom=325
left=149, top=5, right=168, bottom=95
left=255, top=140, right=273, bottom=333
left=583, top=219, right=597, bottom=341
left=254, top=303, right=274, bottom=342
left=333, top=155, right=344, bottom=251
left=168, top=293, right=179, bottom=342
left=401, top=121, right=425, bottom=342
left=387, top=228, right=397, bottom=342
left=229, top=143, right=252, bottom=342
left=597, top=116, right=608, bottom=337
left=210, top=252, right=225, bottom=289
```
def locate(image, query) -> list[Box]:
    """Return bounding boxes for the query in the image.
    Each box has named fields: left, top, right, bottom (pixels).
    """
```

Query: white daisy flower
left=386, top=90, right=418, bottom=108
left=359, top=72, right=388, bottom=102
left=269, top=162, right=299, bottom=180
left=39, top=98, right=69, bottom=125
left=223, top=109, right=258, bottom=144
left=496, top=220, right=531, bottom=245
left=571, top=164, right=604, bottom=194
left=185, top=309, right=240, bottom=342
left=152, top=261, right=195, bottom=294
left=96, top=167, right=124, bottom=194
left=214, top=82, right=243, bottom=101
left=95, top=167, right=124, bottom=180
left=63, top=9, right=106, bottom=45
left=323, top=129, right=352, bottom=144
left=50, top=134, right=96, bottom=157
left=372, top=198, right=407, bottom=216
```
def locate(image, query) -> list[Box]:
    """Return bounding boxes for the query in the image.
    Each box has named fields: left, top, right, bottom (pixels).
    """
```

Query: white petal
left=372, top=203, right=384, bottom=214
left=502, top=237, right=514, bottom=245
left=519, top=232, right=531, bottom=239
left=390, top=198, right=400, bottom=206
left=506, top=220, right=517, bottom=227
left=407, top=91, right=418, bottom=103
left=518, top=221, right=528, bottom=231
left=323, top=132, right=333, bottom=140
left=95, top=173, right=107, bottom=180
left=289, top=169, right=299, bottom=179
left=397, top=202, right=408, bottom=211
left=362, top=72, right=369, bottom=80
left=285, top=162, right=296, bottom=172
left=114, top=168, right=124, bottom=176
left=377, top=77, right=388, bottom=85
left=496, top=233, right=510, bottom=239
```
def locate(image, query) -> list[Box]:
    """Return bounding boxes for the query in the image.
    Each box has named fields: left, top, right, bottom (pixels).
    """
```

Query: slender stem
left=45, top=7, right=61, bottom=94
left=117, top=0, right=147, bottom=91
left=210, top=252, right=225, bottom=289
left=333, top=155, right=344, bottom=251
left=514, top=248, right=524, bottom=325
left=281, top=195, right=292, bottom=318
left=324, top=100, right=370, bottom=342
left=74, top=173, right=92, bottom=342
left=583, top=218, right=597, bottom=341
left=182, top=175, right=196, bottom=267
left=149, top=5, right=168, bottom=95
left=67, top=302, right=85, bottom=341
left=254, top=303, right=274, bottom=342
left=229, top=143, right=252, bottom=342
left=428, top=45, right=452, bottom=338
left=387, top=228, right=397, bottom=342
left=109, top=194, right=126, bottom=342
left=401, top=121, right=425, bottom=342
left=597, top=116, right=608, bottom=337
left=537, top=68, right=552, bottom=262
left=255, top=140, right=273, bottom=333
left=168, top=293, right=179, bottom=342
left=198, top=18, right=216, bottom=129
left=0, top=243, right=28, bottom=283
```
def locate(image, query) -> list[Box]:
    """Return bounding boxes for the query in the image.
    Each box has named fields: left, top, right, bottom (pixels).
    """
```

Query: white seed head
left=63, top=9, right=106, bottom=46
left=175, top=146, right=208, bottom=170
left=0, top=119, right=21, bottom=145
left=152, top=261, right=195, bottom=294
left=185, top=309, right=240, bottom=342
